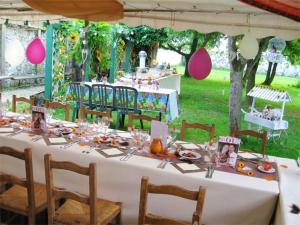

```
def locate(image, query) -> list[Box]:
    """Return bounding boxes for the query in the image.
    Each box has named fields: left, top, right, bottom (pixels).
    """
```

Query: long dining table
left=0, top=114, right=294, bottom=225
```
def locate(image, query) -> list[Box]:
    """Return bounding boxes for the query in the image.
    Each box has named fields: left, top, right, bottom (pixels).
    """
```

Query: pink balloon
left=188, top=48, right=212, bottom=80
left=26, top=38, right=46, bottom=64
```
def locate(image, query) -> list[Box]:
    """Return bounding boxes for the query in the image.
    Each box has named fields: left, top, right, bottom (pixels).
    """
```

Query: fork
left=120, top=148, right=136, bottom=161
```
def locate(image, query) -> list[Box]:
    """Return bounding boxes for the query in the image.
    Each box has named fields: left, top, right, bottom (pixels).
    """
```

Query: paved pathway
left=1, top=85, right=44, bottom=102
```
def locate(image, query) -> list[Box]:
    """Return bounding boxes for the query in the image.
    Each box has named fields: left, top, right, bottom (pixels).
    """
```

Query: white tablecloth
left=0, top=132, right=279, bottom=225
left=273, top=157, right=300, bottom=225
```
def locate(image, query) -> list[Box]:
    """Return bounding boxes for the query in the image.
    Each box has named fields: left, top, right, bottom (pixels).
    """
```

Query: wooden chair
left=232, top=129, right=268, bottom=157
left=44, top=100, right=70, bottom=121
left=128, top=112, right=160, bottom=130
left=44, top=154, right=122, bottom=225
left=180, top=120, right=215, bottom=146
left=138, top=176, right=206, bottom=225
left=80, top=106, right=111, bottom=120
left=12, top=95, right=34, bottom=113
left=0, top=147, right=47, bottom=224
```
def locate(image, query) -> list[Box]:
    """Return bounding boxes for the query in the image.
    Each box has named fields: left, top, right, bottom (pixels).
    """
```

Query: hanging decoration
left=239, top=34, right=259, bottom=59
left=266, top=37, right=286, bottom=64
left=23, top=0, right=124, bottom=21
left=26, top=38, right=46, bottom=64
left=5, top=39, right=25, bottom=66
left=188, top=48, right=212, bottom=80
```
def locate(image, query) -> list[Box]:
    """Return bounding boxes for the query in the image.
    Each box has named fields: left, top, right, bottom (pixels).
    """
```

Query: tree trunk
left=184, top=55, right=191, bottom=77
left=264, top=63, right=278, bottom=85
left=245, top=62, right=259, bottom=105
left=262, top=62, right=272, bottom=85
left=184, top=31, right=199, bottom=77
left=228, top=36, right=247, bottom=134
left=243, top=37, right=272, bottom=105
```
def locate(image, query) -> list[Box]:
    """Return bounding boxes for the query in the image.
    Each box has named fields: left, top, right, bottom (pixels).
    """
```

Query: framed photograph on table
left=31, top=106, right=47, bottom=133
left=217, top=136, right=241, bottom=167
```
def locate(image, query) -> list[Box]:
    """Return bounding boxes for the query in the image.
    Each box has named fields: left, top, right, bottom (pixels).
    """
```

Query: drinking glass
left=103, top=117, right=110, bottom=134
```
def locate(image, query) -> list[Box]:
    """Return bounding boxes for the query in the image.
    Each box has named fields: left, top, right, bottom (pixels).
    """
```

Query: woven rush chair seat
left=54, top=198, right=121, bottom=225
left=44, top=154, right=122, bottom=225
left=0, top=147, right=48, bottom=224
left=0, top=182, right=47, bottom=214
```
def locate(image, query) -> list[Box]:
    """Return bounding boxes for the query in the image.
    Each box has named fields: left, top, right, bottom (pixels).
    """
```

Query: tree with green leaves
left=283, top=39, right=300, bottom=65
left=161, top=29, right=223, bottom=77
left=119, top=25, right=168, bottom=68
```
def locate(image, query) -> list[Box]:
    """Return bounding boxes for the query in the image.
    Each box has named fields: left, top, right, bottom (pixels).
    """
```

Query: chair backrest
left=80, top=105, right=111, bottom=120
left=12, top=95, right=34, bottom=113
left=92, top=84, right=114, bottom=111
left=0, top=147, right=35, bottom=211
left=128, top=112, right=160, bottom=130
left=45, top=100, right=70, bottom=121
left=71, top=82, right=93, bottom=107
left=114, top=86, right=138, bottom=113
left=231, top=129, right=267, bottom=157
left=44, top=154, right=97, bottom=225
left=180, top=120, right=215, bottom=145
left=138, top=176, right=206, bottom=225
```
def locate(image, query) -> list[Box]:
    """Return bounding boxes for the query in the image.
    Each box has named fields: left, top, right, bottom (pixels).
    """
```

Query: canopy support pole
left=124, top=41, right=133, bottom=74
left=44, top=24, right=55, bottom=100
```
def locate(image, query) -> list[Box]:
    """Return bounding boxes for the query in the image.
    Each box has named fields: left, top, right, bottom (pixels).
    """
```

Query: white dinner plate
left=179, top=150, right=201, bottom=160
left=257, top=165, right=276, bottom=174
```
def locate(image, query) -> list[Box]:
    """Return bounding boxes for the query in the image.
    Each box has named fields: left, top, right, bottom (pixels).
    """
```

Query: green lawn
left=171, top=67, right=300, bottom=159
left=10, top=68, right=300, bottom=159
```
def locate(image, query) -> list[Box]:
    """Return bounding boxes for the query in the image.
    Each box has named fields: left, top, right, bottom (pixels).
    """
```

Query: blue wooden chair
left=113, top=86, right=140, bottom=129
left=91, top=84, right=114, bottom=112
left=70, top=82, right=93, bottom=121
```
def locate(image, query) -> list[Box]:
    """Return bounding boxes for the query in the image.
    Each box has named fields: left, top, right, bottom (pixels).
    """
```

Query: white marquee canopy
left=0, top=0, right=299, bottom=40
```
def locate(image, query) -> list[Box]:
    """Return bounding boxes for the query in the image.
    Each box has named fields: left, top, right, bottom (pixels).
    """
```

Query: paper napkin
left=176, top=163, right=200, bottom=171
left=0, top=127, right=14, bottom=133
left=48, top=137, right=67, bottom=144
left=180, top=143, right=200, bottom=150
left=102, top=148, right=124, bottom=156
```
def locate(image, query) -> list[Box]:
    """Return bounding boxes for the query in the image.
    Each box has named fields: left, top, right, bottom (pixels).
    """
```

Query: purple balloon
left=188, top=48, right=212, bottom=80
left=26, top=38, right=46, bottom=64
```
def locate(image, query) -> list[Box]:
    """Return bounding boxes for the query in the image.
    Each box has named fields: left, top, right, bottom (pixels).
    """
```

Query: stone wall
left=0, top=24, right=45, bottom=89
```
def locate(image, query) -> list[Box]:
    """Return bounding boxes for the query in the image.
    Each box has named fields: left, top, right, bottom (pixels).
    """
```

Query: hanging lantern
left=239, top=34, right=259, bottom=59
left=188, top=48, right=212, bottom=80
left=23, top=0, right=123, bottom=21
left=26, top=38, right=46, bottom=64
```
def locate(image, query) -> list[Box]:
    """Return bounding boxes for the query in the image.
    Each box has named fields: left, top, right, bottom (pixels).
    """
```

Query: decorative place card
left=151, top=120, right=168, bottom=148
left=96, top=148, right=126, bottom=158
left=0, top=127, right=14, bottom=133
left=180, top=143, right=200, bottom=150
left=171, top=162, right=203, bottom=174
left=31, top=106, right=47, bottom=133
left=43, top=136, right=68, bottom=145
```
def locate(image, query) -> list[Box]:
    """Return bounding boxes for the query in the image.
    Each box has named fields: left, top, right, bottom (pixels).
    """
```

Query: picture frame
left=217, top=136, right=241, bottom=167
left=31, top=106, right=47, bottom=133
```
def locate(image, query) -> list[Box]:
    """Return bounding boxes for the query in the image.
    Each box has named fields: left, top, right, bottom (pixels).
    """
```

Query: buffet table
left=119, top=68, right=181, bottom=94
left=0, top=117, right=281, bottom=225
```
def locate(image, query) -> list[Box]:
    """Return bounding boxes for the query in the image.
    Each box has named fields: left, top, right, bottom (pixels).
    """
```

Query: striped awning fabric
left=247, top=86, right=291, bottom=102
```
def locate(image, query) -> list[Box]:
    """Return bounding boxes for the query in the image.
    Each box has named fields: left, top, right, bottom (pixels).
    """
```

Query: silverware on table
left=6, top=129, right=23, bottom=137
left=120, top=148, right=136, bottom=161
left=31, top=136, right=43, bottom=142
left=160, top=158, right=170, bottom=169
left=60, top=140, right=79, bottom=149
